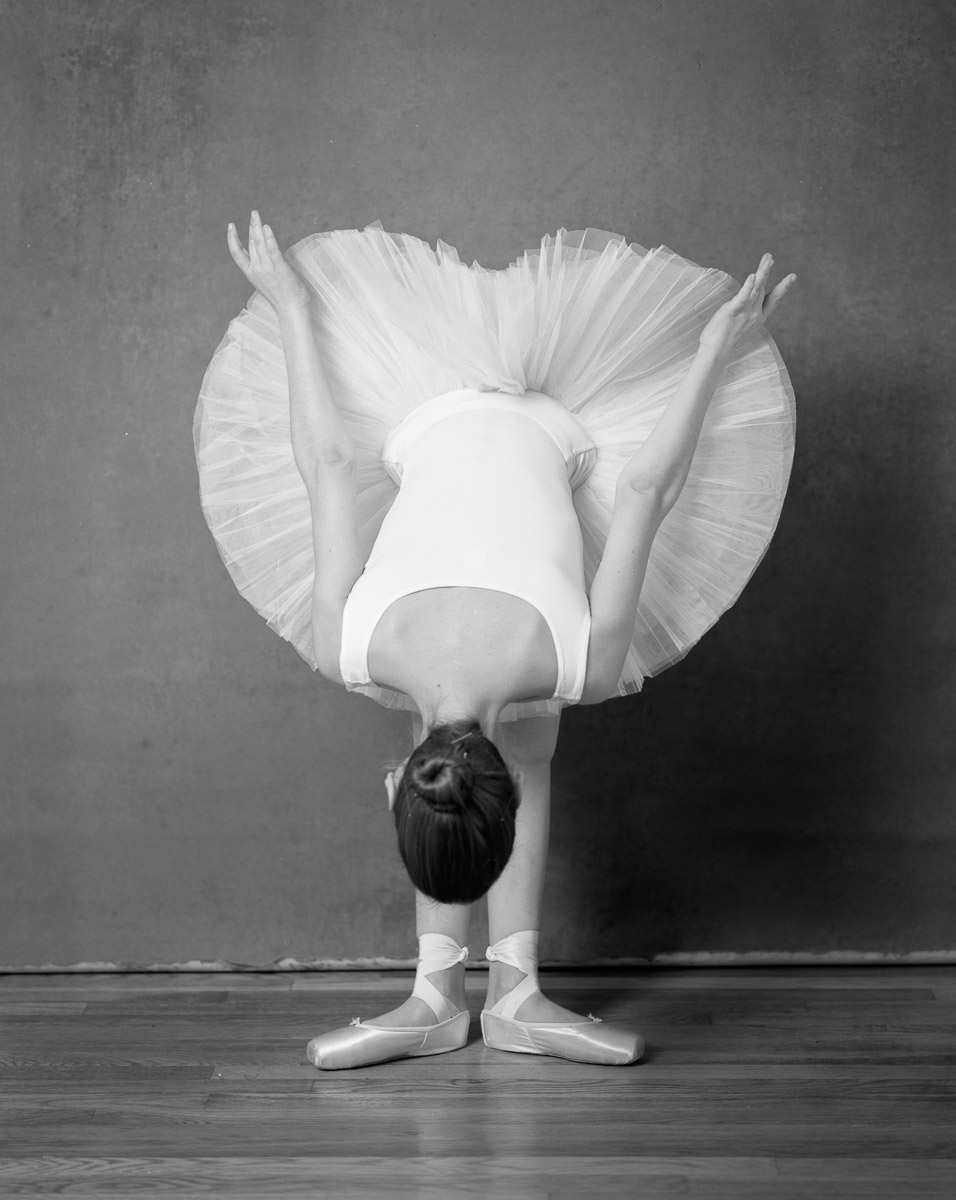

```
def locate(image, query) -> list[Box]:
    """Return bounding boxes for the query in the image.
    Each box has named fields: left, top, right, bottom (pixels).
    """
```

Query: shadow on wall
left=548, top=347, right=951, bottom=959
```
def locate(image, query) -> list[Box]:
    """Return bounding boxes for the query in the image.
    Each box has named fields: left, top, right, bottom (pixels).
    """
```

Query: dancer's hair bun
left=391, top=718, right=518, bottom=903
left=411, top=755, right=467, bottom=812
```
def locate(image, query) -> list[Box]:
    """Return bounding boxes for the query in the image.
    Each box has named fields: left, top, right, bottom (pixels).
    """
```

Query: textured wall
left=2, top=0, right=953, bottom=967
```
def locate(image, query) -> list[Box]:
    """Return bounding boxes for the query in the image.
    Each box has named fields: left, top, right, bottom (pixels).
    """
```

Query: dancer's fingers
left=753, top=253, right=774, bottom=295
left=248, top=210, right=264, bottom=267
left=263, top=223, right=281, bottom=259
left=226, top=222, right=249, bottom=268
left=763, top=273, right=797, bottom=318
left=247, top=212, right=257, bottom=265
left=735, top=273, right=756, bottom=303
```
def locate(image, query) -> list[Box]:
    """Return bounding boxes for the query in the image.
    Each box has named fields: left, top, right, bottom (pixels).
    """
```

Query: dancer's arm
left=227, top=212, right=363, bottom=681
left=581, top=254, right=796, bottom=703
left=495, top=712, right=561, bottom=772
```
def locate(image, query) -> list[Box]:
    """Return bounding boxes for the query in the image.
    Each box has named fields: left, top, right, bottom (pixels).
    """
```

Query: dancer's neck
left=410, top=680, right=502, bottom=739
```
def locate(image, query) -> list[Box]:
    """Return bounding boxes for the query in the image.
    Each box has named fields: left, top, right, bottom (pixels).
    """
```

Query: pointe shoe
left=307, top=934, right=470, bottom=1071
left=480, top=931, right=644, bottom=1067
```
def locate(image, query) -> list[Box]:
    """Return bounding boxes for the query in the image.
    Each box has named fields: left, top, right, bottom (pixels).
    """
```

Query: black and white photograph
left=1, top=1, right=954, bottom=1196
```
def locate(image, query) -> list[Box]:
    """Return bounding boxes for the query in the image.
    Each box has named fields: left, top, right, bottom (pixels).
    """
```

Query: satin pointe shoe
left=480, top=930, right=644, bottom=1066
left=307, top=934, right=470, bottom=1070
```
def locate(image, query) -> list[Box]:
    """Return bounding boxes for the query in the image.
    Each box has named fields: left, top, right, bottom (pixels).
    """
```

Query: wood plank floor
left=2, top=967, right=955, bottom=1198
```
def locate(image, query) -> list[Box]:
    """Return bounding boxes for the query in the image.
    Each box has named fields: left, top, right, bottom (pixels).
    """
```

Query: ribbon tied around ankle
left=411, top=933, right=469, bottom=1023
left=484, top=929, right=540, bottom=975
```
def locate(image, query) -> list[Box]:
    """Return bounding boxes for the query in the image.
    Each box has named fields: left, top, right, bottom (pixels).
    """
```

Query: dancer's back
left=339, top=388, right=596, bottom=710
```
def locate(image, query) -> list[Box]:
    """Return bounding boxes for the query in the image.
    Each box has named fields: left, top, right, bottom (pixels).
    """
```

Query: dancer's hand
left=699, top=254, right=796, bottom=355
left=227, top=210, right=311, bottom=316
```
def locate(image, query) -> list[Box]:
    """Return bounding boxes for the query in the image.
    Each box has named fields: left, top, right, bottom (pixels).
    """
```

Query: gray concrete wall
left=2, top=0, right=953, bottom=967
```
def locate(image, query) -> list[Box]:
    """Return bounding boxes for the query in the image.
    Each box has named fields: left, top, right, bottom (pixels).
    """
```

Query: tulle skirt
left=194, top=223, right=795, bottom=717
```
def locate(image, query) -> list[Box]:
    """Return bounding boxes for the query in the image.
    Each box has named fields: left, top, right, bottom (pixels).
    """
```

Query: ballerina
left=196, top=211, right=796, bottom=1068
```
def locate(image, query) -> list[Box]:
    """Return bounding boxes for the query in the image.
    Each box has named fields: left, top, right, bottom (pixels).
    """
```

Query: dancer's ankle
left=422, top=961, right=467, bottom=1009
left=484, top=960, right=530, bottom=1007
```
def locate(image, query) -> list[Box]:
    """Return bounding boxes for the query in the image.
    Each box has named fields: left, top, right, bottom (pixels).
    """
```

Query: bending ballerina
left=195, top=211, right=796, bottom=1068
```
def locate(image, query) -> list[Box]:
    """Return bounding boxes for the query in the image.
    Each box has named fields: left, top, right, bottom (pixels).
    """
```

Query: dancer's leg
left=485, top=719, right=584, bottom=1023
left=365, top=890, right=471, bottom=1027
left=364, top=712, right=471, bottom=1028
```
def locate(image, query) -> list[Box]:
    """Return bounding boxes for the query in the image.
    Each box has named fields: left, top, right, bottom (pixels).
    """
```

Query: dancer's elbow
left=579, top=673, right=620, bottom=706
left=617, top=467, right=684, bottom=517
left=579, top=642, right=629, bottom=705
left=294, top=443, right=355, bottom=488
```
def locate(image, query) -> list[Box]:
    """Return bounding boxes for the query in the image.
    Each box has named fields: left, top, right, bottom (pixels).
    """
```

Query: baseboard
left=2, top=950, right=956, bottom=973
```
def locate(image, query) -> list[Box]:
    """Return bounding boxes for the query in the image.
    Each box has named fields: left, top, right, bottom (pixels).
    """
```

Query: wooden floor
left=2, top=967, right=955, bottom=1198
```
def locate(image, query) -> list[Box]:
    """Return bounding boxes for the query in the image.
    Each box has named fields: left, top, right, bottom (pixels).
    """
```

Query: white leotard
left=339, top=388, right=597, bottom=711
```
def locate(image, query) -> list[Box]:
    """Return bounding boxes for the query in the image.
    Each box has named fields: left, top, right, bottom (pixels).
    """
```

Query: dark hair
left=392, top=718, right=518, bottom=904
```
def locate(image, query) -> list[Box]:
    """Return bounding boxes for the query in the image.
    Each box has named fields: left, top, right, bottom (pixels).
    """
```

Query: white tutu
left=194, top=223, right=795, bottom=715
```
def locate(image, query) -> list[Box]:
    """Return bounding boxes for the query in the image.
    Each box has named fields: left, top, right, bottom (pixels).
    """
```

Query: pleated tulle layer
left=194, top=223, right=795, bottom=717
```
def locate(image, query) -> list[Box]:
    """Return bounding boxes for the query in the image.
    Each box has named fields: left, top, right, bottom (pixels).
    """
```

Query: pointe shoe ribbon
left=481, top=930, right=643, bottom=1066
left=307, top=934, right=470, bottom=1070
